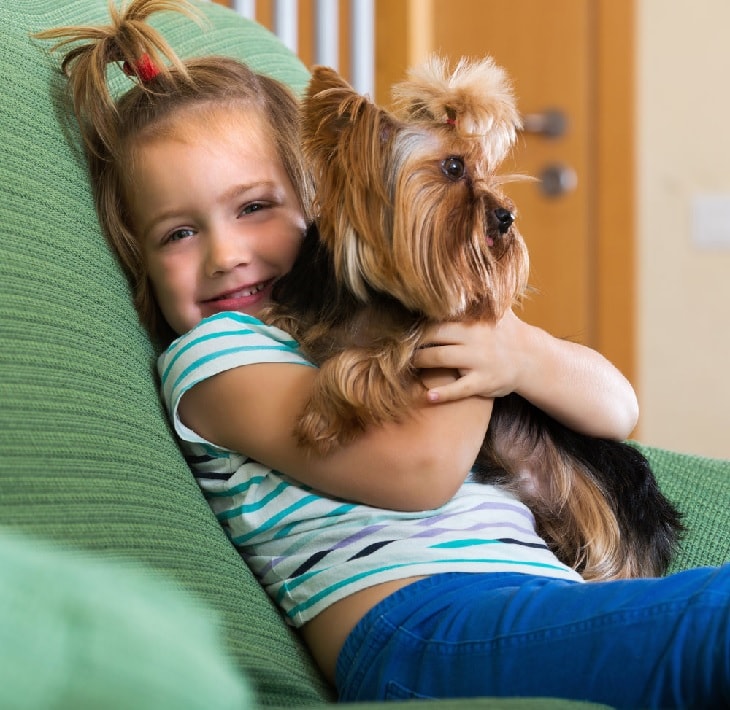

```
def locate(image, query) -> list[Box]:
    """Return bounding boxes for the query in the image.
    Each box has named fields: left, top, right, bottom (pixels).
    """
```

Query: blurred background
left=212, top=0, right=730, bottom=460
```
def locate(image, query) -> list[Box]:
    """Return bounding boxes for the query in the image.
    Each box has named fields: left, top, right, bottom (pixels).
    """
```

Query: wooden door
left=376, top=0, right=635, bottom=382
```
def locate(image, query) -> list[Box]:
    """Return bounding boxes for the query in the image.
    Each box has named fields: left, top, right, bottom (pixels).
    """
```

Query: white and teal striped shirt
left=159, top=312, right=583, bottom=627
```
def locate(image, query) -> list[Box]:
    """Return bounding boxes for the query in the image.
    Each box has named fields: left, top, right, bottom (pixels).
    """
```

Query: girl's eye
left=239, top=201, right=268, bottom=217
left=165, top=227, right=195, bottom=244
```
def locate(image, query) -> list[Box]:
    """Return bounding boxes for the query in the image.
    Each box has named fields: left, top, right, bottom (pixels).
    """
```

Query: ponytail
left=36, top=0, right=200, bottom=158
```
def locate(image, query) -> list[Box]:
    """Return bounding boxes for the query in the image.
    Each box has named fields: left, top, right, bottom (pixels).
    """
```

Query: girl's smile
left=200, top=278, right=275, bottom=314
left=130, top=106, right=306, bottom=335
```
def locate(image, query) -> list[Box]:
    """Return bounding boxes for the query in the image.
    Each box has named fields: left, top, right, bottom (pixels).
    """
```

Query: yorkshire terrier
left=263, top=56, right=683, bottom=580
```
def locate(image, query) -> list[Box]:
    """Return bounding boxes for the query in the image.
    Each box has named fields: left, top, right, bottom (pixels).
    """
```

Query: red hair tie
left=122, top=53, right=160, bottom=83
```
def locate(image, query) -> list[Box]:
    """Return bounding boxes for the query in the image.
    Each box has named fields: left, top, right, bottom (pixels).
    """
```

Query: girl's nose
left=204, top=227, right=251, bottom=276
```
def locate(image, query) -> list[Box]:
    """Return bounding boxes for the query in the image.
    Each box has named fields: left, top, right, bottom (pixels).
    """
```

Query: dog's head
left=302, top=55, right=529, bottom=321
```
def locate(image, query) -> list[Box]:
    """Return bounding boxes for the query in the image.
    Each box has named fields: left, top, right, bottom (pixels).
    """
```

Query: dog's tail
left=475, top=394, right=684, bottom=580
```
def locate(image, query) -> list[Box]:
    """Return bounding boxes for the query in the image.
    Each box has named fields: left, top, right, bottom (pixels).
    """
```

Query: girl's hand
left=413, top=310, right=639, bottom=441
left=413, top=310, right=527, bottom=403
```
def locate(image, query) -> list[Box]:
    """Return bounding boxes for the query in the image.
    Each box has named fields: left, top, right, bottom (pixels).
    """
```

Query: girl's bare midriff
left=300, top=576, right=427, bottom=683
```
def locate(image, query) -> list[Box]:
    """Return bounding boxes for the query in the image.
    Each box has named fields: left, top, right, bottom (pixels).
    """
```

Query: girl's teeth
left=236, top=283, right=265, bottom=297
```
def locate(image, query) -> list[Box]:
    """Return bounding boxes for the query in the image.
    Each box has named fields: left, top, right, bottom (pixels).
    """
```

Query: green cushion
left=0, top=529, right=253, bottom=709
left=0, top=0, right=330, bottom=706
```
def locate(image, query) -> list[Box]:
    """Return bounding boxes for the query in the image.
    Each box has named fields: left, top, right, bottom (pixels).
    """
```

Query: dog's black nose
left=493, top=208, right=514, bottom=234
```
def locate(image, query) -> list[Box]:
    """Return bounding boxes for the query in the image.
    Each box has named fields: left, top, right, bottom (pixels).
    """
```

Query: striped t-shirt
left=158, top=311, right=583, bottom=627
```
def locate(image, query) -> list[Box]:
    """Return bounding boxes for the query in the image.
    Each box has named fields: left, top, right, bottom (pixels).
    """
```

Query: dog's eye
left=441, top=156, right=465, bottom=180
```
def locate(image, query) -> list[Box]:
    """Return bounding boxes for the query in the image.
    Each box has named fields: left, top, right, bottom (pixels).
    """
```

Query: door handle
left=521, top=109, right=568, bottom=138
left=538, top=163, right=577, bottom=198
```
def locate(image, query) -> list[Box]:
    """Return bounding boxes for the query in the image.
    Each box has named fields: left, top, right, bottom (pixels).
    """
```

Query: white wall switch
left=691, top=194, right=730, bottom=249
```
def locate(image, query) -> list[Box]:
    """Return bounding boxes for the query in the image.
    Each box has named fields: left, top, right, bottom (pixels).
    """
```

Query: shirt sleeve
left=157, top=311, right=315, bottom=445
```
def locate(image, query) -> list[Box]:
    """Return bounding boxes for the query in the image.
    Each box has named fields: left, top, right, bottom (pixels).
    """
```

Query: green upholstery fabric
left=0, top=530, right=253, bottom=709
left=0, top=1, right=727, bottom=709
left=0, top=1, right=327, bottom=707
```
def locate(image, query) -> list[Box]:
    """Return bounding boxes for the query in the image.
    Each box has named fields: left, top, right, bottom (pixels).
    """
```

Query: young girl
left=40, top=1, right=729, bottom=707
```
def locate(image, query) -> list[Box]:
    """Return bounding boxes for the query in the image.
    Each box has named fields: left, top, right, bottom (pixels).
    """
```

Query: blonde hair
left=37, top=0, right=314, bottom=345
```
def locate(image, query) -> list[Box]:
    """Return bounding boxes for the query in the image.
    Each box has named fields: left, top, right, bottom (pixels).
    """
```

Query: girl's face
left=129, top=107, right=306, bottom=336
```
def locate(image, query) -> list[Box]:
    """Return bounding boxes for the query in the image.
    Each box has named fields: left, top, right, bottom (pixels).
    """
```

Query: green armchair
left=0, top=1, right=727, bottom=708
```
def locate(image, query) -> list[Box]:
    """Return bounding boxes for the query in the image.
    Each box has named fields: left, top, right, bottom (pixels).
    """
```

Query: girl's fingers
left=425, top=373, right=482, bottom=403
left=413, top=347, right=441, bottom=369
left=413, top=344, right=462, bottom=369
left=418, top=321, right=470, bottom=346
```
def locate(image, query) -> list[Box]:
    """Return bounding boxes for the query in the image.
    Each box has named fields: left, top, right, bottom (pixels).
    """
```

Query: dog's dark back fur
left=478, top=394, right=683, bottom=578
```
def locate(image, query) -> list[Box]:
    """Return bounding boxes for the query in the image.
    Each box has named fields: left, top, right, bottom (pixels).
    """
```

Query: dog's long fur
left=262, top=57, right=683, bottom=581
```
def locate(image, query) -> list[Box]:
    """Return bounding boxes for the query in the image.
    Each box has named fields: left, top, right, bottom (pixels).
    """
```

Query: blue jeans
left=336, top=568, right=730, bottom=707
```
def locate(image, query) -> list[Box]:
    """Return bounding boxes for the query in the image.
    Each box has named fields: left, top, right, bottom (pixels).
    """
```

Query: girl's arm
left=178, top=363, right=493, bottom=512
left=413, top=309, right=639, bottom=440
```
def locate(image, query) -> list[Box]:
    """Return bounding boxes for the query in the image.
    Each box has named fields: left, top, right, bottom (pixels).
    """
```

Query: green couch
left=1, top=1, right=728, bottom=708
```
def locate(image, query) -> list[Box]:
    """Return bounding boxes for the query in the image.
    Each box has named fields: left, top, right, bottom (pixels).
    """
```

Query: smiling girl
left=134, top=109, right=306, bottom=334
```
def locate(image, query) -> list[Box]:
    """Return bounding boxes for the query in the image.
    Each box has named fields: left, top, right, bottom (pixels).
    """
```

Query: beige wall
left=637, top=0, right=730, bottom=458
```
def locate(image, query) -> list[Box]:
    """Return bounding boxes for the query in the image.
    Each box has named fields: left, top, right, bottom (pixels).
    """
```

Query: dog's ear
left=302, top=66, right=395, bottom=151
left=306, top=65, right=353, bottom=101
left=301, top=66, right=400, bottom=301
left=302, top=67, right=363, bottom=143
left=302, top=65, right=399, bottom=186
left=391, top=55, right=521, bottom=167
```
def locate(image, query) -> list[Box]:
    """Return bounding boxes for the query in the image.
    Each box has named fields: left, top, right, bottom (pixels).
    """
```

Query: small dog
left=263, top=56, right=683, bottom=580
